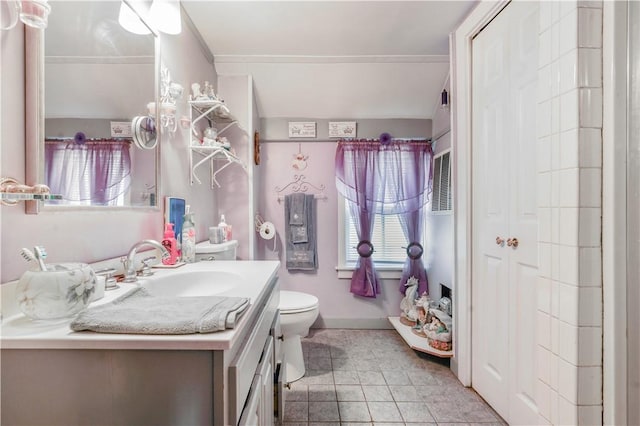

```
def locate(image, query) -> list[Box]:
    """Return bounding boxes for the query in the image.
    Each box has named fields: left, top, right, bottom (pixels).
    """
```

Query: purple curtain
left=45, top=139, right=131, bottom=206
left=335, top=139, right=433, bottom=297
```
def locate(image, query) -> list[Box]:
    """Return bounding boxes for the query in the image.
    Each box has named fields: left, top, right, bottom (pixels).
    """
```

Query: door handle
left=496, top=236, right=505, bottom=246
left=507, top=237, right=519, bottom=248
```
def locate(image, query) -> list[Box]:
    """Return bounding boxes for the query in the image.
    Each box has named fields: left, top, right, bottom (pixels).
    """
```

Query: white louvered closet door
left=471, top=2, right=539, bottom=425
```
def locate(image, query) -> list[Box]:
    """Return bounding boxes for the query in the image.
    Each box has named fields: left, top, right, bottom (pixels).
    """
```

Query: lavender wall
left=1, top=17, right=218, bottom=283
left=425, top=76, right=454, bottom=300
left=217, top=75, right=253, bottom=261
left=255, top=118, right=433, bottom=327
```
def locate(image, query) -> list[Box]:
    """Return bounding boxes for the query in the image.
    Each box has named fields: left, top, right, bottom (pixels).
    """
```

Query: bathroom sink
left=141, top=270, right=242, bottom=297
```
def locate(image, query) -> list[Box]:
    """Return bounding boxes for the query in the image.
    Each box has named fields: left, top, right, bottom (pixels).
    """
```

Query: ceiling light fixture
left=118, top=1, right=151, bottom=35
left=118, top=0, right=181, bottom=35
left=149, top=0, right=181, bottom=35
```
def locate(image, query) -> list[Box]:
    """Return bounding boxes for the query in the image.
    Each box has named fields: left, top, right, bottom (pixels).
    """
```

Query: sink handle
left=140, top=256, right=157, bottom=277
left=95, top=268, right=119, bottom=291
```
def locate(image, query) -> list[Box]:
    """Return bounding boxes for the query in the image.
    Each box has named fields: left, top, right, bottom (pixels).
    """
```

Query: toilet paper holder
left=255, top=215, right=277, bottom=249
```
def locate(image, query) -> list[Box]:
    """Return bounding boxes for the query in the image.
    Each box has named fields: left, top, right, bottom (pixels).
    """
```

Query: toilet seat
left=280, top=291, right=318, bottom=314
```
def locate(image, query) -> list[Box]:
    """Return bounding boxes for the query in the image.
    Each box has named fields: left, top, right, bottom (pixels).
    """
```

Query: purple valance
left=335, top=139, right=434, bottom=215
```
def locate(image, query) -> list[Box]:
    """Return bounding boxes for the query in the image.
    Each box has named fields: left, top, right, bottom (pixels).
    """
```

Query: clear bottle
left=218, top=214, right=228, bottom=243
left=181, top=206, right=196, bottom=263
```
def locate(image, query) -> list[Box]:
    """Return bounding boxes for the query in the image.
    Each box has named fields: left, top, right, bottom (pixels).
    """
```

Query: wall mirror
left=25, top=1, right=160, bottom=214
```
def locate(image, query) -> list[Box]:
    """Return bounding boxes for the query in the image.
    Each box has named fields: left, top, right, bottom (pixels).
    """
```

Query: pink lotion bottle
left=161, top=223, right=180, bottom=265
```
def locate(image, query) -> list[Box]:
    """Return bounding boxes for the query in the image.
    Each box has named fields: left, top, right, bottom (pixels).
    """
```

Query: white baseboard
left=312, top=317, right=394, bottom=330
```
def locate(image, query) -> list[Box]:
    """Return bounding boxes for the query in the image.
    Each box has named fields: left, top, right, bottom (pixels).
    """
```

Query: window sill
left=335, top=266, right=403, bottom=280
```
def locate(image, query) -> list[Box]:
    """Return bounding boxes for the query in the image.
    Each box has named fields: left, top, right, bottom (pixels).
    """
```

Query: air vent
left=432, top=151, right=452, bottom=212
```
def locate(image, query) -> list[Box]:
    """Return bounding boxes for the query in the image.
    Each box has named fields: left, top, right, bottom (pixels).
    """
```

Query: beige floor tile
left=367, top=401, right=403, bottom=422
left=382, top=370, right=413, bottom=385
left=308, top=401, right=340, bottom=422
left=397, top=401, right=435, bottom=423
left=336, top=384, right=366, bottom=401
left=284, top=401, right=308, bottom=422
left=426, top=401, right=499, bottom=423
left=308, top=384, right=336, bottom=401
left=389, top=385, right=422, bottom=402
left=362, top=385, right=394, bottom=402
left=338, top=401, right=372, bottom=422
left=333, top=370, right=361, bottom=385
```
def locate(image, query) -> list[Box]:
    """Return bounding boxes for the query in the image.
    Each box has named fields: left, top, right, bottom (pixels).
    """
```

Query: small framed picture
left=329, top=121, right=357, bottom=138
left=288, top=122, right=316, bottom=138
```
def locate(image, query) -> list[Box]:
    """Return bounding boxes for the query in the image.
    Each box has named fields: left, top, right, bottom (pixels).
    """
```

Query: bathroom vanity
left=0, top=261, right=283, bottom=426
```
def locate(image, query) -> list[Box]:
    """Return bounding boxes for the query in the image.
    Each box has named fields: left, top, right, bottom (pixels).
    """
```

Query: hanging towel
left=287, top=193, right=308, bottom=243
left=288, top=192, right=306, bottom=225
left=70, top=287, right=250, bottom=334
left=285, top=193, right=318, bottom=271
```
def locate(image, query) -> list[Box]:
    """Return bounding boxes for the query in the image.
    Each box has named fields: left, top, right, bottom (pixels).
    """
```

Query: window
left=343, top=202, right=407, bottom=267
left=44, top=140, right=131, bottom=206
left=338, top=196, right=423, bottom=279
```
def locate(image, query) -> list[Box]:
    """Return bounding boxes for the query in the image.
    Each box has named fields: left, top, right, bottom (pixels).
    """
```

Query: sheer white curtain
left=45, top=139, right=131, bottom=206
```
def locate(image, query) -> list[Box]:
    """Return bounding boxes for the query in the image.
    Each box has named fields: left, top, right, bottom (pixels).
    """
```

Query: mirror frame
left=24, top=19, right=161, bottom=214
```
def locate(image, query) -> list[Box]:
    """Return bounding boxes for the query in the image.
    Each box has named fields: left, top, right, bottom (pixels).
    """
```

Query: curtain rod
left=262, top=139, right=337, bottom=143
left=431, top=128, right=451, bottom=143
left=262, top=138, right=431, bottom=144
left=45, top=138, right=132, bottom=143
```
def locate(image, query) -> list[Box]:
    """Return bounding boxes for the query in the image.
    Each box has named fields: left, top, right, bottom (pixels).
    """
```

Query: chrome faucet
left=122, top=239, right=169, bottom=283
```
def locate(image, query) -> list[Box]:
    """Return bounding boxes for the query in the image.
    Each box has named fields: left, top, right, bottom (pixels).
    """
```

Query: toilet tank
left=195, top=240, right=238, bottom=261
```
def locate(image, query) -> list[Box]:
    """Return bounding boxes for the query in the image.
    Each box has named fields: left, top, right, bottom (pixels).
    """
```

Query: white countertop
left=1, top=261, right=280, bottom=351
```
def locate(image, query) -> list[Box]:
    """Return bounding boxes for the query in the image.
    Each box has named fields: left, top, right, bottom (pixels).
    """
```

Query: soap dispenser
left=181, top=205, right=196, bottom=263
left=218, top=214, right=231, bottom=242
left=161, top=223, right=180, bottom=265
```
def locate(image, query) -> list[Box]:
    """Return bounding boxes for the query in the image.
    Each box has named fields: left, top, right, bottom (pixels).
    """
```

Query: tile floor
left=283, top=329, right=505, bottom=426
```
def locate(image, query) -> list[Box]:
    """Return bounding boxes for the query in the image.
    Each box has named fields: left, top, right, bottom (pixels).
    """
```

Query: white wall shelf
left=388, top=316, right=453, bottom=358
left=1, top=192, right=62, bottom=202
left=188, top=100, right=246, bottom=188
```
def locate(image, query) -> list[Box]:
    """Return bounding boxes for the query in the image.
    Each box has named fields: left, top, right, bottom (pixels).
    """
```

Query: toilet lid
left=279, top=291, right=318, bottom=313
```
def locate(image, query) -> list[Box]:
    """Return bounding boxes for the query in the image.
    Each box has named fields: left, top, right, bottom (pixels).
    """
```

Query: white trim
left=213, top=55, right=449, bottom=64
left=451, top=0, right=510, bottom=387
left=337, top=194, right=348, bottom=269
left=312, top=318, right=394, bottom=330
left=335, top=267, right=403, bottom=280
left=602, top=1, right=628, bottom=424
left=247, top=75, right=256, bottom=261
left=45, top=56, right=154, bottom=65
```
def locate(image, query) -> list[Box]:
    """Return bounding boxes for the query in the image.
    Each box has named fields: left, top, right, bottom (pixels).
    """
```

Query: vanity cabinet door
left=259, top=337, right=274, bottom=426
left=238, top=336, right=274, bottom=426
left=270, top=312, right=285, bottom=423
left=238, top=374, right=262, bottom=426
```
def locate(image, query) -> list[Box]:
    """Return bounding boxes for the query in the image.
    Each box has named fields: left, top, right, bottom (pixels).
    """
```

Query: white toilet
left=279, top=291, right=319, bottom=383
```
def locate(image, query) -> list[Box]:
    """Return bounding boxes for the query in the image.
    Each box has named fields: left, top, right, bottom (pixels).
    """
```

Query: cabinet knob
left=507, top=237, right=519, bottom=248
left=277, top=335, right=284, bottom=341
left=496, top=236, right=505, bottom=246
